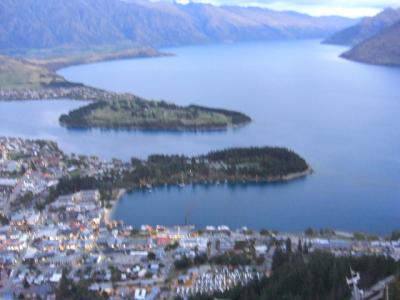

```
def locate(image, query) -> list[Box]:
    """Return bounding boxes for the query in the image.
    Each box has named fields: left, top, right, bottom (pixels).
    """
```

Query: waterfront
left=1, top=40, right=399, bottom=232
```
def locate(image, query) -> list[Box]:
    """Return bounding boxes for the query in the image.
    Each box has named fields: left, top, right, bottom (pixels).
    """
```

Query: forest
left=44, top=147, right=310, bottom=208
left=189, top=250, right=400, bottom=300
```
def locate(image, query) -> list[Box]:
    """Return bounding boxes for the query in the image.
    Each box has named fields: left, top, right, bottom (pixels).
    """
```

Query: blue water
left=1, top=40, right=399, bottom=233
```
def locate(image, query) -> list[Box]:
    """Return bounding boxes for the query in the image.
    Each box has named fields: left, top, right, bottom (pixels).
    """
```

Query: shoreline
left=0, top=54, right=253, bottom=131
left=108, top=167, right=313, bottom=224
left=104, top=188, right=126, bottom=224
left=0, top=88, right=251, bottom=132
left=29, top=47, right=173, bottom=72
left=59, top=119, right=252, bottom=132
left=0, top=46, right=173, bottom=100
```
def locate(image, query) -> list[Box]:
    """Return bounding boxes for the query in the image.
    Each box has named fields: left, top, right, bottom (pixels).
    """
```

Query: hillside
left=0, top=54, right=252, bottom=131
left=0, top=55, right=65, bottom=89
left=341, top=21, right=400, bottom=66
left=0, top=46, right=166, bottom=88
left=323, top=7, right=400, bottom=46
left=0, top=0, right=355, bottom=52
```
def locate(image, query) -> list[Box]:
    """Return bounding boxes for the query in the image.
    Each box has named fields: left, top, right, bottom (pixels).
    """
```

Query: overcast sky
left=156, top=0, right=399, bottom=17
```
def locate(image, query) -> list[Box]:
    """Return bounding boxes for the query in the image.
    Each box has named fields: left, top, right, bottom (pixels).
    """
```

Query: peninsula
left=59, top=99, right=251, bottom=130
left=45, top=145, right=312, bottom=208
left=0, top=55, right=251, bottom=130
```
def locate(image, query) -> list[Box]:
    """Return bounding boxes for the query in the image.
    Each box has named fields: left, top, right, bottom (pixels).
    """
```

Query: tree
left=216, top=239, right=221, bottom=252
left=23, top=278, right=30, bottom=289
left=109, top=265, right=121, bottom=284
left=147, top=252, right=156, bottom=260
left=305, top=227, right=315, bottom=236
left=272, top=248, right=289, bottom=272
left=191, top=251, right=400, bottom=300
left=175, top=256, right=193, bottom=270
left=390, top=230, right=400, bottom=241
left=55, top=269, right=107, bottom=300
left=207, top=241, right=212, bottom=255
left=297, top=239, right=303, bottom=253
left=285, top=238, right=292, bottom=253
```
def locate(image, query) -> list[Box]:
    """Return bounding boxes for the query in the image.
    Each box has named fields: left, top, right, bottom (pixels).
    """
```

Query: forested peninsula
left=59, top=99, right=251, bottom=130
left=45, top=146, right=311, bottom=208
left=0, top=55, right=251, bottom=131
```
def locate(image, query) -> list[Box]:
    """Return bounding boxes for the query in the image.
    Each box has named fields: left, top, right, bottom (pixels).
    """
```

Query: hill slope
left=323, top=7, right=400, bottom=46
left=0, top=55, right=65, bottom=89
left=0, top=0, right=355, bottom=52
left=341, top=21, right=400, bottom=66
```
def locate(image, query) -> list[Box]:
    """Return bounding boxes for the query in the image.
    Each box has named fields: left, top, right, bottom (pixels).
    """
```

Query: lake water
left=1, top=40, right=399, bottom=233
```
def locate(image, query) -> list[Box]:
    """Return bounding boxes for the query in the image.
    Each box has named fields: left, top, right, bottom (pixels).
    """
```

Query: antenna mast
left=347, top=269, right=363, bottom=300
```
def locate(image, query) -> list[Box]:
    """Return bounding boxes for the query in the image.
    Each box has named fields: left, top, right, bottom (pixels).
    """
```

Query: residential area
left=0, top=136, right=399, bottom=300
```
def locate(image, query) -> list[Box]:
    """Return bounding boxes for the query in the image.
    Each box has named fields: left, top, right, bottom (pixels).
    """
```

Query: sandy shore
left=104, top=188, right=126, bottom=223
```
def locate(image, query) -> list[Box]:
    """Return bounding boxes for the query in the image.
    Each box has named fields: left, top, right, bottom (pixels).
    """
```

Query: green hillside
left=0, top=55, right=65, bottom=89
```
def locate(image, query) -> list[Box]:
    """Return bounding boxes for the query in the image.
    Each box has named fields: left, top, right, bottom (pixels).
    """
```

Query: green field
left=0, top=55, right=65, bottom=89
left=0, top=46, right=164, bottom=89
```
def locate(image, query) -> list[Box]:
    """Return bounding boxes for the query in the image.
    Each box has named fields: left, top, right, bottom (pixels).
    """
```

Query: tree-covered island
left=59, top=99, right=251, bottom=130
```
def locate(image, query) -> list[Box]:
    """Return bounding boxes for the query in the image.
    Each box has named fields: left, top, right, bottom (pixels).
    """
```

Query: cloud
left=154, top=0, right=399, bottom=17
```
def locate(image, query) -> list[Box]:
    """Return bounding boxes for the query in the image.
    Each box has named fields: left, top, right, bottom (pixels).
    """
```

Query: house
left=134, top=288, right=147, bottom=300
left=0, top=145, right=8, bottom=161
left=255, top=245, right=268, bottom=256
left=49, top=272, right=62, bottom=283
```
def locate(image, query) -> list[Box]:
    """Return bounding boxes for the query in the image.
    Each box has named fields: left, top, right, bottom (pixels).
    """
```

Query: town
left=0, top=137, right=399, bottom=299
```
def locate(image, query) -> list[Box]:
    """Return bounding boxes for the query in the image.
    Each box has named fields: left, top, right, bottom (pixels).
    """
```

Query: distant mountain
left=323, top=7, right=400, bottom=46
left=341, top=21, right=400, bottom=66
left=0, top=0, right=355, bottom=52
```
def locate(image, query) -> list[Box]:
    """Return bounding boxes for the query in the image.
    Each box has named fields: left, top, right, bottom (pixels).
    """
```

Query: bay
left=1, top=40, right=398, bottom=233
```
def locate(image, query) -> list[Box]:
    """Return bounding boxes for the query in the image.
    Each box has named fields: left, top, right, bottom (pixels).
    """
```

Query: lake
left=2, top=40, right=399, bottom=233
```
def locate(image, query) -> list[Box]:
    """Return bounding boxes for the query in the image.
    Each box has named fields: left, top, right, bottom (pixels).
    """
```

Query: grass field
left=0, top=46, right=165, bottom=89
left=0, top=55, right=65, bottom=89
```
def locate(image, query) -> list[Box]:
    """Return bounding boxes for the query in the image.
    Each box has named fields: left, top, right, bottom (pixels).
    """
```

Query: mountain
left=323, top=7, right=400, bottom=46
left=341, top=21, right=400, bottom=66
left=0, top=0, right=355, bottom=52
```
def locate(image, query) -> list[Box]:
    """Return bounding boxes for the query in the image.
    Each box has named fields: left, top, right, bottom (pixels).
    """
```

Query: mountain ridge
left=0, top=0, right=356, bottom=53
left=341, top=20, right=400, bottom=66
left=323, top=7, right=400, bottom=46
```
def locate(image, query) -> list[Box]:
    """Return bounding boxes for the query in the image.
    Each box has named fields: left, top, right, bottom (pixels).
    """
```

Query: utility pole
left=386, top=284, right=389, bottom=300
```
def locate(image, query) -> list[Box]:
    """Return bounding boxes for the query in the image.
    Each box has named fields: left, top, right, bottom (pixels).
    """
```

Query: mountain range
left=341, top=21, right=400, bottom=66
left=0, top=0, right=355, bottom=53
left=323, top=7, right=400, bottom=66
left=323, top=7, right=400, bottom=46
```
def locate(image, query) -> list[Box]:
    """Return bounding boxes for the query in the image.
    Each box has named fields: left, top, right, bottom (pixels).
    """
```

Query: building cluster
left=306, top=236, right=400, bottom=259
left=0, top=137, right=129, bottom=214
left=175, top=266, right=261, bottom=297
left=0, top=138, right=63, bottom=212
left=0, top=86, right=131, bottom=102
left=0, top=136, right=399, bottom=299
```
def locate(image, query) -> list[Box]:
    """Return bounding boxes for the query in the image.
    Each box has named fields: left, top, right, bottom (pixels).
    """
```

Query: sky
left=155, top=0, right=399, bottom=17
